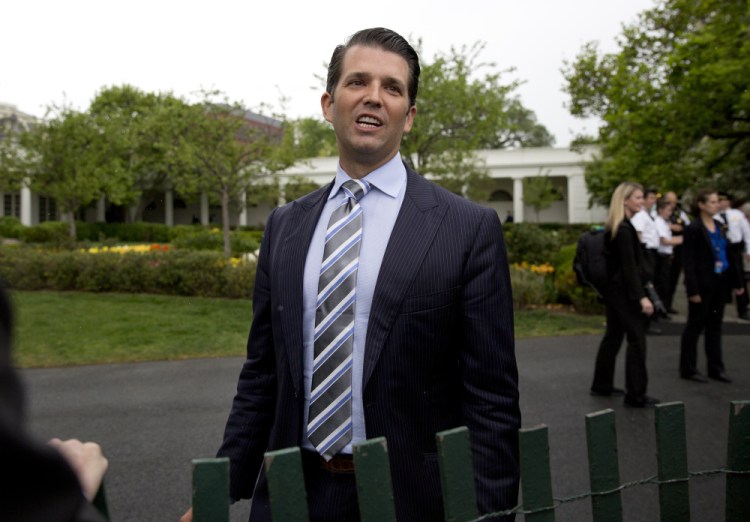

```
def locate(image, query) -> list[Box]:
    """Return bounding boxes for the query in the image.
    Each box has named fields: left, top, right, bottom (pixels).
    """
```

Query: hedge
left=0, top=247, right=256, bottom=299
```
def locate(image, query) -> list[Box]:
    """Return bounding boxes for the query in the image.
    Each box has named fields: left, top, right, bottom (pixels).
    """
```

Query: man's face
left=719, top=197, right=730, bottom=211
left=645, top=192, right=658, bottom=211
left=321, top=45, right=416, bottom=176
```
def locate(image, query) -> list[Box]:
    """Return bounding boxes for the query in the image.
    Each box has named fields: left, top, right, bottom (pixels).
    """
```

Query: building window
left=4, top=193, right=20, bottom=218
left=38, top=196, right=57, bottom=222
left=489, top=190, right=513, bottom=202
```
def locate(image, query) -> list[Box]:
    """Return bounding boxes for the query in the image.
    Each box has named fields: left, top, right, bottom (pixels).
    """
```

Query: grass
left=10, top=291, right=604, bottom=368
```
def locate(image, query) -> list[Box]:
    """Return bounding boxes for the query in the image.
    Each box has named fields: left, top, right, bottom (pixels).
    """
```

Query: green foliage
left=291, top=117, right=337, bottom=158
left=172, top=91, right=296, bottom=256
left=0, top=247, right=256, bottom=298
left=509, top=265, right=556, bottom=310
left=502, top=223, right=562, bottom=265
left=0, top=216, right=23, bottom=238
left=563, top=0, right=750, bottom=203
left=401, top=41, right=553, bottom=198
left=170, top=227, right=259, bottom=256
left=17, top=221, right=70, bottom=246
left=523, top=172, right=561, bottom=222
left=75, top=222, right=172, bottom=242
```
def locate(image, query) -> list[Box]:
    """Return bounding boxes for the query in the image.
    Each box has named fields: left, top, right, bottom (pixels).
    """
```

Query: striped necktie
left=308, top=178, right=370, bottom=459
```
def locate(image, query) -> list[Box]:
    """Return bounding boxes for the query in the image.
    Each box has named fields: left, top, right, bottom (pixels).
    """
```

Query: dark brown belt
left=319, top=453, right=355, bottom=473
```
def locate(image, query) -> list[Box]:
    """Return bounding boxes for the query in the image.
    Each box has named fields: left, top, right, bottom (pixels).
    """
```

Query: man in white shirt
left=631, top=188, right=661, bottom=331
left=717, top=192, right=750, bottom=320
left=654, top=199, right=683, bottom=317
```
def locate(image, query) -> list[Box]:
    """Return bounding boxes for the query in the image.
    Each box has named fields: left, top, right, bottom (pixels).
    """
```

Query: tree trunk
left=67, top=212, right=77, bottom=240
left=221, top=190, right=231, bottom=258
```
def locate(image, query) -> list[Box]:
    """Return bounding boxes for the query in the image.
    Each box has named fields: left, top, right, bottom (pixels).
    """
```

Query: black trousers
left=666, top=245, right=684, bottom=310
left=729, top=242, right=748, bottom=317
left=680, top=273, right=728, bottom=378
left=655, top=253, right=673, bottom=310
left=592, top=294, right=648, bottom=401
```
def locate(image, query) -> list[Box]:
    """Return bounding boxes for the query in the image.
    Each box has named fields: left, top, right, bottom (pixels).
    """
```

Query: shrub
left=18, top=222, right=70, bottom=245
left=171, top=227, right=260, bottom=256
left=0, top=246, right=255, bottom=298
left=509, top=264, right=556, bottom=309
left=0, top=216, right=23, bottom=239
left=503, top=223, right=561, bottom=265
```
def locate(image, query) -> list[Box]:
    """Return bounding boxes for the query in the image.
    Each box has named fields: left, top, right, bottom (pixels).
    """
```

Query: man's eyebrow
left=343, top=72, right=406, bottom=88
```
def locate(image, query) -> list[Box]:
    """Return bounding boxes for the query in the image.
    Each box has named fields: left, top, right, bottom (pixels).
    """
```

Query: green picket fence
left=189, top=400, right=749, bottom=522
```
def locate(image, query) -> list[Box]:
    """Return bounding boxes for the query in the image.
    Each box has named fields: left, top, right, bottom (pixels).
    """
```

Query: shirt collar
left=329, top=153, right=406, bottom=200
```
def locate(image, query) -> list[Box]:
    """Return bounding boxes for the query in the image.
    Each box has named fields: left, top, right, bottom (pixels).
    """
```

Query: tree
left=563, top=0, right=750, bottom=204
left=523, top=171, right=560, bottom=222
left=401, top=41, right=554, bottom=200
left=173, top=92, right=296, bottom=257
left=291, top=117, right=337, bottom=159
left=283, top=176, right=321, bottom=201
left=88, top=85, right=194, bottom=221
left=18, top=107, right=123, bottom=239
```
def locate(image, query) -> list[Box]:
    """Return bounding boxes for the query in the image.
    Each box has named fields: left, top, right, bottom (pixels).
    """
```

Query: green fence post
left=92, top=482, right=110, bottom=521
left=519, top=424, right=555, bottom=522
left=655, top=402, right=690, bottom=522
left=263, top=447, right=309, bottom=522
left=726, top=400, right=750, bottom=522
left=353, top=437, right=396, bottom=522
left=436, top=426, right=478, bottom=522
left=585, top=409, right=622, bottom=522
left=192, top=458, right=229, bottom=522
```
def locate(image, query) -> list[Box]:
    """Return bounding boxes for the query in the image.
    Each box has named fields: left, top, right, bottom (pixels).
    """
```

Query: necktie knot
left=342, top=179, right=371, bottom=203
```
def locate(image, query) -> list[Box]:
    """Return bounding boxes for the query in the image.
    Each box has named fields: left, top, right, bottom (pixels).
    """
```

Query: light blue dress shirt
left=301, top=153, right=407, bottom=453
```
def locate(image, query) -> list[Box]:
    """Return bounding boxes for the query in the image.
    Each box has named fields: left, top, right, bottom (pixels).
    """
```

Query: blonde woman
left=591, top=182, right=659, bottom=407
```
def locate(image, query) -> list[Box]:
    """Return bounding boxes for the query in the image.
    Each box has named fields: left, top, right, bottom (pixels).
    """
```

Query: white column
left=277, top=178, right=287, bottom=207
left=96, top=196, right=106, bottom=222
left=200, top=192, right=209, bottom=225
left=513, top=177, right=524, bottom=223
left=20, top=183, right=32, bottom=226
left=165, top=189, right=174, bottom=227
left=238, top=191, right=248, bottom=227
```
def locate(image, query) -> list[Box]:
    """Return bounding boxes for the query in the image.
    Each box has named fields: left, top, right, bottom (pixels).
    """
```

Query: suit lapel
left=277, top=184, right=331, bottom=395
left=362, top=167, right=447, bottom=388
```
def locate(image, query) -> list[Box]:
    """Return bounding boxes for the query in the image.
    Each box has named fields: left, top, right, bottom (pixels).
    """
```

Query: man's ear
left=321, top=92, right=334, bottom=124
left=403, top=105, right=417, bottom=133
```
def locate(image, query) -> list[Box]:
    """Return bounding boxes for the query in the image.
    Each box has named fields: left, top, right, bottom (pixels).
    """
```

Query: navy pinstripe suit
left=217, top=165, right=520, bottom=521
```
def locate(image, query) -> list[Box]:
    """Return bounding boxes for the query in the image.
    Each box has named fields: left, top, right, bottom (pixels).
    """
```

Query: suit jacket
left=217, top=165, right=521, bottom=520
left=604, top=220, right=648, bottom=304
left=682, top=218, right=743, bottom=299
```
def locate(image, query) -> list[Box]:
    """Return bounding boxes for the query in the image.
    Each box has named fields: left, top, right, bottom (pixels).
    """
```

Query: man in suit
left=183, top=27, right=520, bottom=522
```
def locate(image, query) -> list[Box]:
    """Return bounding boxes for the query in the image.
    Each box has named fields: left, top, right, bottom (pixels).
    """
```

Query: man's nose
left=363, top=84, right=382, bottom=106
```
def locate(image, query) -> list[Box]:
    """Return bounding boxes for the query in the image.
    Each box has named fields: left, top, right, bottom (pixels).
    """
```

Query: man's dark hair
left=644, top=187, right=660, bottom=198
left=326, top=27, right=420, bottom=108
left=691, top=187, right=718, bottom=216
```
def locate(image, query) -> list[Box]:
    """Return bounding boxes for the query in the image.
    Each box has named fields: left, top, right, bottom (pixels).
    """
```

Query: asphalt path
left=18, top=318, right=750, bottom=522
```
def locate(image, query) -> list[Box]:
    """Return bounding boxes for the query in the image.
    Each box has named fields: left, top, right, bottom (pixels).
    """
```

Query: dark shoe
left=647, top=326, right=662, bottom=335
left=681, top=372, right=709, bottom=383
left=660, top=313, right=672, bottom=321
left=667, top=308, right=679, bottom=315
left=709, top=372, right=732, bottom=383
left=738, top=313, right=750, bottom=321
left=624, top=395, right=660, bottom=408
left=590, top=387, right=626, bottom=397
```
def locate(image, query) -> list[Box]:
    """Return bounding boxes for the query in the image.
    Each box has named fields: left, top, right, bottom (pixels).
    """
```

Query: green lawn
left=10, top=291, right=604, bottom=368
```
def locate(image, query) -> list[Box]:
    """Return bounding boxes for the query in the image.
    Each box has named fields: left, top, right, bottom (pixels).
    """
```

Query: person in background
left=716, top=192, right=750, bottom=320
left=654, top=198, right=683, bottom=319
left=679, top=189, right=745, bottom=383
left=630, top=187, right=661, bottom=334
left=0, top=284, right=108, bottom=522
left=663, top=191, right=690, bottom=314
left=591, top=182, right=658, bottom=408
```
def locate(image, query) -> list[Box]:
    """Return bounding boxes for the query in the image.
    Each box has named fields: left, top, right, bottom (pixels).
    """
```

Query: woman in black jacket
left=679, top=189, right=745, bottom=383
left=591, top=182, right=658, bottom=407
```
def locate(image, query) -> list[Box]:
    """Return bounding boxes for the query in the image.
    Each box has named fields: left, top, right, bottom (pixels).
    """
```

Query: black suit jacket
left=217, top=165, right=520, bottom=520
left=682, top=218, right=743, bottom=299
